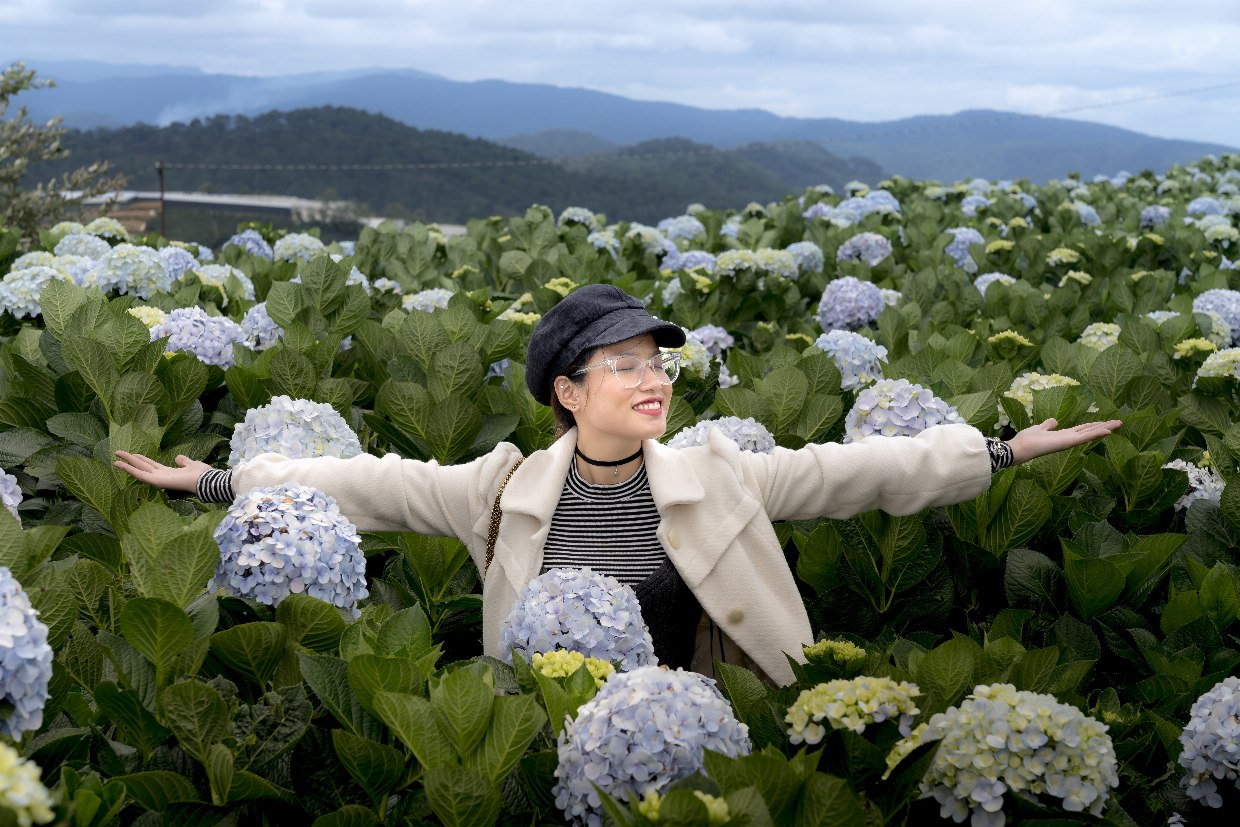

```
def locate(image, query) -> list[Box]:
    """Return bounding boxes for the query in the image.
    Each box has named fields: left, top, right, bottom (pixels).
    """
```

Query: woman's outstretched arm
left=113, top=451, right=211, bottom=493
left=1006, top=417, right=1123, bottom=464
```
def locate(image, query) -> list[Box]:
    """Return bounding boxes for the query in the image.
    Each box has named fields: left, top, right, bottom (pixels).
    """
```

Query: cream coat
left=232, top=422, right=992, bottom=685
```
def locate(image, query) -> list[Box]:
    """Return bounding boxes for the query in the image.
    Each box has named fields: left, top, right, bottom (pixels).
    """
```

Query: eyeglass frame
left=570, top=351, right=682, bottom=387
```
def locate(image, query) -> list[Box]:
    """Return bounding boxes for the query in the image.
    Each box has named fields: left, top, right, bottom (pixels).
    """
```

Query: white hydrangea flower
left=624, top=224, right=673, bottom=255
left=1162, top=459, right=1226, bottom=511
left=9, top=252, right=56, bottom=271
left=666, top=329, right=711, bottom=379
left=657, top=214, right=706, bottom=242
left=273, top=233, right=326, bottom=262
left=1, top=470, right=20, bottom=523
left=47, top=220, right=84, bottom=243
left=999, top=372, right=1081, bottom=428
left=802, top=638, right=867, bottom=667
left=0, top=267, right=64, bottom=319
left=1179, top=676, right=1240, bottom=808
left=1077, top=322, right=1120, bottom=352
left=228, top=395, right=363, bottom=467
left=975, top=272, right=1016, bottom=297
left=786, top=676, right=921, bottom=743
left=402, top=288, right=453, bottom=313
left=558, top=207, right=599, bottom=229
left=844, top=378, right=963, bottom=442
left=814, top=329, right=888, bottom=391
left=754, top=248, right=800, bottom=279
left=126, top=306, right=167, bottom=330
left=714, top=249, right=760, bottom=278
left=53, top=232, right=111, bottom=259
left=880, top=288, right=902, bottom=306
left=1046, top=247, right=1081, bottom=266
left=1196, top=347, right=1240, bottom=383
left=94, top=244, right=173, bottom=298
left=371, top=277, right=402, bottom=295
left=0, top=567, right=53, bottom=739
left=48, top=255, right=98, bottom=286
left=666, top=416, right=776, bottom=454
left=0, top=741, right=55, bottom=826
left=1193, top=289, right=1240, bottom=346
left=83, top=216, right=128, bottom=240
left=1146, top=310, right=1180, bottom=325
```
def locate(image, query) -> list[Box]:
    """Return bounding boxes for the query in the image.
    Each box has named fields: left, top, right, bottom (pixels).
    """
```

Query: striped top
left=539, top=459, right=668, bottom=586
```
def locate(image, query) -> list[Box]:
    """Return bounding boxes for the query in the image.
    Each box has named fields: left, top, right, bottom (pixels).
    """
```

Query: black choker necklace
left=575, top=446, right=643, bottom=478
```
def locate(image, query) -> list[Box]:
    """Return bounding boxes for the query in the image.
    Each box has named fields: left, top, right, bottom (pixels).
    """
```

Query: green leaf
left=0, top=427, right=54, bottom=465
left=331, top=729, right=407, bottom=807
left=1087, top=344, right=1143, bottom=403
left=157, top=679, right=230, bottom=763
left=98, top=632, right=158, bottom=710
left=123, top=502, right=222, bottom=609
left=1003, top=548, right=1064, bottom=612
left=371, top=691, right=456, bottom=769
left=427, top=341, right=485, bottom=403
left=398, top=309, right=448, bottom=371
left=1200, top=563, right=1240, bottom=632
left=796, top=772, right=866, bottom=827
left=348, top=655, right=426, bottom=713
left=1123, top=533, right=1188, bottom=605
left=211, top=622, right=288, bottom=687
left=276, top=594, right=347, bottom=653
left=531, top=668, right=573, bottom=738
left=987, top=479, right=1052, bottom=553
left=1008, top=646, right=1060, bottom=693
left=1063, top=551, right=1125, bottom=621
left=270, top=347, right=319, bottom=400
left=758, top=365, right=808, bottom=434
left=39, top=278, right=89, bottom=339
left=914, top=636, right=979, bottom=712
left=791, top=395, right=842, bottom=442
left=265, top=281, right=303, bottom=328
left=207, top=743, right=235, bottom=806
left=312, top=806, right=383, bottom=827
left=422, top=766, right=502, bottom=827
left=46, top=412, right=107, bottom=449
left=110, top=771, right=200, bottom=810
left=58, top=622, right=104, bottom=692
left=119, top=597, right=196, bottom=688
left=299, top=654, right=384, bottom=740
left=57, top=455, right=119, bottom=530
left=94, top=682, right=171, bottom=759
left=62, top=335, right=120, bottom=412
left=714, top=662, right=784, bottom=750
left=430, top=667, right=495, bottom=758
left=110, top=372, right=165, bottom=424
left=465, top=694, right=546, bottom=783
left=24, top=576, right=73, bottom=649
left=423, top=395, right=482, bottom=464
left=374, top=605, right=434, bottom=659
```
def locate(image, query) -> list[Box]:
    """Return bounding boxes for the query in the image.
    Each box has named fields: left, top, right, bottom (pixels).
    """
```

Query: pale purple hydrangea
left=149, top=306, right=248, bottom=368
left=53, top=232, right=111, bottom=260
left=786, top=241, right=825, bottom=274
left=814, top=329, right=888, bottom=391
left=718, top=216, right=741, bottom=238
left=657, top=215, right=706, bottom=242
left=974, top=272, right=1016, bottom=296
left=1179, top=676, right=1240, bottom=808
left=1, top=470, right=20, bottom=523
left=836, top=233, right=893, bottom=267
left=273, top=233, right=326, bottom=263
left=1073, top=202, right=1102, bottom=226
left=371, top=277, right=402, bottom=295
left=499, top=567, right=656, bottom=671
left=228, top=395, right=363, bottom=467
left=690, top=324, right=733, bottom=357
left=961, top=194, right=992, bottom=217
left=805, top=190, right=902, bottom=227
left=1140, top=205, right=1172, bottom=228
left=337, top=241, right=356, bottom=256
left=94, top=244, right=174, bottom=298
left=661, top=249, right=717, bottom=274
left=558, top=207, right=598, bottom=229
left=944, top=227, right=985, bottom=273
left=0, top=566, right=53, bottom=739
left=211, top=483, right=368, bottom=617
left=1192, top=289, right=1240, bottom=346
left=587, top=230, right=620, bottom=257
left=554, top=665, right=751, bottom=827
left=240, top=302, right=283, bottom=350
left=223, top=229, right=274, bottom=260
left=159, top=245, right=200, bottom=280
left=717, top=362, right=739, bottom=388
left=844, top=378, right=963, bottom=443
left=1187, top=196, right=1226, bottom=217
left=817, top=276, right=885, bottom=331
left=0, top=266, right=63, bottom=318
left=666, top=416, right=776, bottom=454
left=403, top=288, right=454, bottom=313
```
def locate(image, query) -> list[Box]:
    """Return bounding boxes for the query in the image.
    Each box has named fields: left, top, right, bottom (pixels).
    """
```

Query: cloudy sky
left=2, top=0, right=1238, bottom=146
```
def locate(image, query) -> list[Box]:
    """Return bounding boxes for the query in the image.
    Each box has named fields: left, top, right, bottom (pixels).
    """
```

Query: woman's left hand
left=1007, top=417, right=1123, bottom=465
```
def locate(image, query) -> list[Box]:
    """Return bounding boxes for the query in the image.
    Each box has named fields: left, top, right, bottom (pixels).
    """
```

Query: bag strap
left=484, top=458, right=525, bottom=575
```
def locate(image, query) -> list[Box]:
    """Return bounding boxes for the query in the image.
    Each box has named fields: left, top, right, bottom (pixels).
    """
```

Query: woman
left=115, top=284, right=1121, bottom=685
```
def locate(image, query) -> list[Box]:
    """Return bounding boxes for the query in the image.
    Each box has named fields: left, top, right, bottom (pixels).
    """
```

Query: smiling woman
left=114, top=283, right=1121, bottom=684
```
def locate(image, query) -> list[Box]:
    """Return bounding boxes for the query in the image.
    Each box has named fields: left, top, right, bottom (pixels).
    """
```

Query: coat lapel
left=489, top=431, right=575, bottom=594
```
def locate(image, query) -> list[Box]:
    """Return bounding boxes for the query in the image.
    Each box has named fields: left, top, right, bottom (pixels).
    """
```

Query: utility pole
left=156, top=160, right=167, bottom=238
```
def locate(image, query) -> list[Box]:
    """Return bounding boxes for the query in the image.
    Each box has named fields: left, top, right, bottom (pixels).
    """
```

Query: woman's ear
left=553, top=376, right=580, bottom=411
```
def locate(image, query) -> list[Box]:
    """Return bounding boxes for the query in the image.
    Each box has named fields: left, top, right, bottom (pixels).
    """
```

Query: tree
left=0, top=62, right=124, bottom=247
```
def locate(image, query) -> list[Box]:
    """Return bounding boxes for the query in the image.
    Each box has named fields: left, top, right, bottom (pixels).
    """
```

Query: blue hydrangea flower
left=0, top=566, right=53, bottom=739
left=1179, top=675, right=1240, bottom=808
left=1140, top=205, right=1171, bottom=228
left=210, top=483, right=368, bottom=617
left=944, top=227, right=985, bottom=273
left=54, top=232, right=111, bottom=260
left=554, top=665, right=751, bottom=827
left=844, top=378, right=963, bottom=443
left=223, top=229, right=273, bottom=260
left=10, top=252, right=56, bottom=271
left=371, top=277, right=402, bottom=295
left=337, top=240, right=356, bottom=256
left=1073, top=201, right=1102, bottom=226
left=94, top=244, right=174, bottom=298
left=558, top=207, right=598, bottom=229
left=974, top=272, right=1016, bottom=297
left=804, top=190, right=902, bottom=227
left=657, top=215, right=706, bottom=242
left=240, top=302, right=283, bottom=351
left=46, top=255, right=97, bottom=286
left=149, top=306, right=248, bottom=368
left=1192, top=289, right=1240, bottom=346
left=1, top=469, right=20, bottom=523
left=666, top=416, right=776, bottom=453
left=273, top=233, right=325, bottom=263
left=402, top=288, right=454, bottom=313
left=785, top=241, right=824, bottom=275
left=690, top=324, right=733, bottom=357
left=817, top=276, right=885, bottom=331
left=192, top=263, right=256, bottom=304
left=159, top=245, right=200, bottom=280
left=228, top=395, right=363, bottom=467
left=717, top=362, right=738, bottom=388
left=1016, top=192, right=1038, bottom=212
left=498, top=567, right=656, bottom=671
left=961, top=194, right=992, bottom=217
left=836, top=232, right=893, bottom=267
left=661, top=249, right=717, bottom=274
left=814, top=329, right=888, bottom=391
left=1187, top=196, right=1225, bottom=217
left=587, top=230, right=619, bottom=257
left=718, top=216, right=741, bottom=238
left=0, top=266, right=63, bottom=319
left=486, top=358, right=510, bottom=382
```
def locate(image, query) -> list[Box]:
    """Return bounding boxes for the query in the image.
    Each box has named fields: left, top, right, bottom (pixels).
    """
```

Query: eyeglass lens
left=614, top=355, right=679, bottom=387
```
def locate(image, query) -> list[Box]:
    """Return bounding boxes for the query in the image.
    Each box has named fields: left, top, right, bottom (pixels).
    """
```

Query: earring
left=571, top=404, right=578, bottom=410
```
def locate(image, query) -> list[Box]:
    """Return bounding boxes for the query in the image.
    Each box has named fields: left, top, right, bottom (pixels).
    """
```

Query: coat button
left=667, top=530, right=682, bottom=550
left=727, top=609, right=744, bottom=625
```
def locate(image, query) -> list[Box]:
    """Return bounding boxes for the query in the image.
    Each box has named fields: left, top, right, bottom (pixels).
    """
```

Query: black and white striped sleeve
left=195, top=469, right=235, bottom=503
left=985, top=437, right=1014, bottom=473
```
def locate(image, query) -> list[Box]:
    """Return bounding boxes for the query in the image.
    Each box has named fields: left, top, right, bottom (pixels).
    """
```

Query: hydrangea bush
left=666, top=416, right=777, bottom=453
left=498, top=568, right=655, bottom=670
left=228, top=395, right=363, bottom=467
left=844, top=378, right=963, bottom=443
left=817, top=276, right=885, bottom=331
left=836, top=232, right=893, bottom=267
left=814, top=329, right=888, bottom=390
left=0, top=567, right=53, bottom=739
left=149, top=306, right=248, bottom=368
left=210, top=483, right=368, bottom=617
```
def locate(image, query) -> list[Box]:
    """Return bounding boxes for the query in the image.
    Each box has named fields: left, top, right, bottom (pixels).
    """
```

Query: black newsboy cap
left=525, top=284, right=686, bottom=405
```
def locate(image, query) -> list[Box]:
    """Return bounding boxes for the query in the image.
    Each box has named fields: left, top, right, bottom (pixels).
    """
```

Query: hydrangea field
left=1, top=155, right=1240, bottom=826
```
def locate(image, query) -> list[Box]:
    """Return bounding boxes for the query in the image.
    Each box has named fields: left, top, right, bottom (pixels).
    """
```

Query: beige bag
left=483, top=459, right=524, bottom=575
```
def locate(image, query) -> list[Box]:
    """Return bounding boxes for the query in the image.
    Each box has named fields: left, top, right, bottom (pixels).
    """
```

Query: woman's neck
left=574, top=434, right=644, bottom=485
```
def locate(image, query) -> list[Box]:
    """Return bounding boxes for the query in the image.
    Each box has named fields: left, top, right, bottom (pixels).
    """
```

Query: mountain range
left=20, top=60, right=1234, bottom=185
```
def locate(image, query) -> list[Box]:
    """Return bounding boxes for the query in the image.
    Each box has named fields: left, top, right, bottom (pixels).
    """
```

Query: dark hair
left=550, top=348, right=594, bottom=437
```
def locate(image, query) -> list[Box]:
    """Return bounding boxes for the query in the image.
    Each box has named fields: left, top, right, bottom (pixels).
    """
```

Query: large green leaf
left=299, top=654, right=384, bottom=740
left=422, top=767, right=502, bottom=827
left=57, top=455, right=119, bottom=530
left=94, top=682, right=171, bottom=759
left=1003, top=549, right=1063, bottom=612
left=758, top=365, right=808, bottom=434
left=429, top=667, right=495, bottom=758
left=914, top=636, right=979, bottom=713
left=374, top=605, right=435, bottom=660
left=1123, top=533, right=1188, bottom=605
left=423, top=395, right=482, bottom=464
left=270, top=347, right=319, bottom=400
left=0, top=426, right=54, bottom=465
left=122, top=502, right=222, bottom=609
left=427, top=341, right=485, bottom=403
left=398, top=310, right=448, bottom=371
left=39, top=277, right=90, bottom=339
left=796, top=772, right=866, bottom=827
left=465, top=694, right=546, bottom=783
left=157, top=679, right=230, bottom=763
left=1087, top=343, right=1143, bottom=403
left=348, top=655, right=426, bottom=712
left=1200, top=563, right=1240, bottom=632
left=265, top=281, right=303, bottom=328
left=371, top=691, right=455, bottom=769
left=110, top=771, right=200, bottom=810
left=1063, top=551, right=1125, bottom=621
left=46, top=412, right=107, bottom=449
left=276, top=594, right=347, bottom=653
left=210, top=622, right=288, bottom=687
left=119, top=597, right=196, bottom=688
left=332, top=729, right=407, bottom=807
left=714, top=662, right=784, bottom=750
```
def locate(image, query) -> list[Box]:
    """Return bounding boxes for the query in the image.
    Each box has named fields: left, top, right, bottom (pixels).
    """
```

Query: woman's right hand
left=113, top=450, right=213, bottom=493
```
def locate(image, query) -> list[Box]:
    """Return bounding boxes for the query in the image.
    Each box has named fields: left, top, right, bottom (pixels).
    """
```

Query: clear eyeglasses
left=572, top=352, right=682, bottom=388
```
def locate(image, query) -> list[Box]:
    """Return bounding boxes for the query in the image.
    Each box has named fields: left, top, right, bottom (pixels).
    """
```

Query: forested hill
left=32, top=107, right=885, bottom=224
